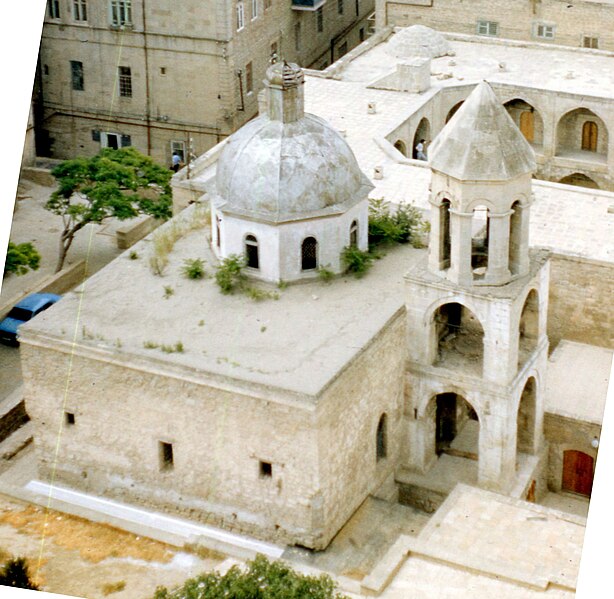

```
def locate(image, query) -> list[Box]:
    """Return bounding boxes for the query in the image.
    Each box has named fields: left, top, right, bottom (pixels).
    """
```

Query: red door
left=562, top=450, right=594, bottom=497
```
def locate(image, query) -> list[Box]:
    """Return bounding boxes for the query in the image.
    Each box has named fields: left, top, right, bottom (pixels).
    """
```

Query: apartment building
left=375, top=0, right=614, bottom=51
left=35, top=0, right=374, bottom=165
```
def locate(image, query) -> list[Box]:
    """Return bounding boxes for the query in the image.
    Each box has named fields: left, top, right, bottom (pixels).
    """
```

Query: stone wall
left=377, top=0, right=614, bottom=51
left=548, top=254, right=614, bottom=350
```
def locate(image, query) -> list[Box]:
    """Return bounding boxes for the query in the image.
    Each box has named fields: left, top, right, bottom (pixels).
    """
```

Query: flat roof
left=545, top=340, right=613, bottom=423
left=20, top=206, right=422, bottom=400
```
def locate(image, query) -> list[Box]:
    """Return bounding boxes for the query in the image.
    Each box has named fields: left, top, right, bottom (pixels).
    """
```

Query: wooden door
left=519, top=111, right=534, bottom=143
left=562, top=450, right=594, bottom=497
left=582, top=121, right=598, bottom=151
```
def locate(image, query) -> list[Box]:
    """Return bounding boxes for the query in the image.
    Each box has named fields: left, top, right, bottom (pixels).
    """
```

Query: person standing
left=415, top=139, right=427, bottom=161
left=171, top=152, right=182, bottom=172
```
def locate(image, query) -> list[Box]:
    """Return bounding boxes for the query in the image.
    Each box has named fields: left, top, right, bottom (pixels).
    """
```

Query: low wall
left=0, top=401, right=29, bottom=445
left=20, top=167, right=55, bottom=187
left=0, top=260, right=86, bottom=320
left=116, top=216, right=162, bottom=249
left=547, top=254, right=614, bottom=350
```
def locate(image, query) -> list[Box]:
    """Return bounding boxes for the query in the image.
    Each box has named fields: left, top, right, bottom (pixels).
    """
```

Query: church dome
left=215, top=62, right=372, bottom=223
left=385, top=25, right=453, bottom=59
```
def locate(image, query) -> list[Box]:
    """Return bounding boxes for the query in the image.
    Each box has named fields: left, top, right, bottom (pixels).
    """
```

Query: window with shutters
left=118, top=66, right=132, bottom=97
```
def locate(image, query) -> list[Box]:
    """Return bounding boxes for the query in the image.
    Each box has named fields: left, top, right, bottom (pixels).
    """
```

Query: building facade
left=375, top=0, right=614, bottom=51
left=35, top=0, right=374, bottom=164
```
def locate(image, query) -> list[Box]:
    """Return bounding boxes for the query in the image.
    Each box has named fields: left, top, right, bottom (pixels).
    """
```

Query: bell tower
left=402, top=82, right=550, bottom=504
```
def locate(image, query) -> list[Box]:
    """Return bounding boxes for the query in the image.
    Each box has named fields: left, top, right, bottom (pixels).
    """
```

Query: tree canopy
left=153, top=554, right=348, bottom=599
left=46, top=147, right=173, bottom=272
left=3, top=241, right=41, bottom=276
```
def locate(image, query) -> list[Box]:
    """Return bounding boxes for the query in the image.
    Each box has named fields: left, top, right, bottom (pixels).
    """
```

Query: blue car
left=0, top=293, right=61, bottom=345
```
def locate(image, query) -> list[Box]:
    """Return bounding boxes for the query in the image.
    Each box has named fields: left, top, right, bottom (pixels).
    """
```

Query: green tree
left=3, top=241, right=41, bottom=276
left=0, top=557, right=39, bottom=590
left=46, top=147, right=172, bottom=272
left=153, top=554, right=348, bottom=599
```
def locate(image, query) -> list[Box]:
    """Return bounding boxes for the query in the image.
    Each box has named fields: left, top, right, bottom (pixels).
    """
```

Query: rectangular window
left=171, top=140, right=186, bottom=162
left=259, top=461, right=272, bottom=478
left=316, top=7, right=323, bottom=33
left=73, top=0, right=87, bottom=21
left=236, top=2, right=245, bottom=30
left=295, top=22, right=301, bottom=52
left=338, top=0, right=343, bottom=14
left=583, top=36, right=599, bottom=49
left=477, top=20, right=498, bottom=36
left=252, top=0, right=258, bottom=19
left=100, top=132, right=131, bottom=149
left=48, top=0, right=61, bottom=19
left=118, top=66, right=132, bottom=97
left=245, top=62, right=253, bottom=93
left=110, top=0, right=132, bottom=26
left=535, top=23, right=555, bottom=39
left=159, top=442, right=174, bottom=471
left=359, top=27, right=365, bottom=42
left=65, top=412, right=75, bottom=425
left=70, top=61, right=84, bottom=91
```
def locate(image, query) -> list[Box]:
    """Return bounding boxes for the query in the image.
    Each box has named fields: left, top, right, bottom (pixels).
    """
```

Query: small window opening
left=259, top=461, right=272, bottom=478
left=160, top=67, right=166, bottom=75
left=376, top=414, right=387, bottom=461
left=159, top=441, right=174, bottom=471
left=245, top=234, right=259, bottom=269
left=349, top=220, right=358, bottom=247
left=65, top=412, right=75, bottom=425
left=301, top=237, right=318, bottom=271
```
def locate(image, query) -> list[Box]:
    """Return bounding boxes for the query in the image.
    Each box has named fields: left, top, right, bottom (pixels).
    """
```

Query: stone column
left=484, top=210, right=512, bottom=284
left=448, top=209, right=473, bottom=285
left=478, top=410, right=516, bottom=494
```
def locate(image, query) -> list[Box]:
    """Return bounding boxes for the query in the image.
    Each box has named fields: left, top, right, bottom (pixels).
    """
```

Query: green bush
left=182, top=258, right=206, bottom=279
left=215, top=254, right=247, bottom=294
left=0, top=557, right=39, bottom=590
left=318, top=266, right=335, bottom=283
left=153, top=554, right=348, bottom=599
left=4, top=242, right=41, bottom=276
left=341, top=246, right=374, bottom=278
left=368, top=198, right=426, bottom=247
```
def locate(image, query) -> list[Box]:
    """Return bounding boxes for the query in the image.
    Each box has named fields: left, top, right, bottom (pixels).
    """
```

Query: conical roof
left=429, top=82, right=536, bottom=181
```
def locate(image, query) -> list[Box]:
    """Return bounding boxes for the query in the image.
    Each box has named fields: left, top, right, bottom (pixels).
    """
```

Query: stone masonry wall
left=548, top=254, right=614, bottom=350
left=21, top=344, right=322, bottom=548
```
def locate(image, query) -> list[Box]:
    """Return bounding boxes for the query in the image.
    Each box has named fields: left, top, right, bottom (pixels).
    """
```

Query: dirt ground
left=0, top=494, right=229, bottom=599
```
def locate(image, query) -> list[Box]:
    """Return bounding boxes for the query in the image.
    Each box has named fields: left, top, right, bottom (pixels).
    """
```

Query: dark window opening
left=119, top=66, right=132, bottom=98
left=301, top=237, right=318, bottom=271
left=349, top=220, right=358, bottom=247
left=159, top=442, right=174, bottom=471
left=260, top=461, right=272, bottom=478
left=376, top=414, right=387, bottom=461
left=245, top=234, right=259, bottom=269
left=440, top=199, right=451, bottom=269
left=65, top=412, right=75, bottom=425
left=70, top=60, right=84, bottom=91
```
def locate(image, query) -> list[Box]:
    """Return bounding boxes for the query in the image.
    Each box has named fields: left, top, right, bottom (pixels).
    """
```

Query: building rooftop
left=545, top=340, right=613, bottom=424
left=19, top=206, right=423, bottom=401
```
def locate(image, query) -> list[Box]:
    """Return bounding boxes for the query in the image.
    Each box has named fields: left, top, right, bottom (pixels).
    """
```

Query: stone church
left=19, top=59, right=578, bottom=551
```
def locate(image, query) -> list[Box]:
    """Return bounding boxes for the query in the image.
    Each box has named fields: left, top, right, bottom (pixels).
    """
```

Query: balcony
left=291, top=0, right=326, bottom=11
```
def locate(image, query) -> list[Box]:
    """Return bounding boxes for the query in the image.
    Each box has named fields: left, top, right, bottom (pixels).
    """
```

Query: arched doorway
left=508, top=200, right=522, bottom=275
left=432, top=302, right=484, bottom=376
left=393, top=139, right=407, bottom=157
left=245, top=234, right=259, bottom=269
left=445, top=101, right=464, bottom=123
left=349, top=220, right=358, bottom=247
left=518, top=290, right=539, bottom=367
left=301, top=237, right=318, bottom=271
left=559, top=173, right=600, bottom=189
left=517, top=377, right=537, bottom=456
left=439, top=199, right=451, bottom=270
left=434, top=392, right=479, bottom=458
left=556, top=108, right=608, bottom=159
left=412, top=118, right=431, bottom=159
left=562, top=450, right=594, bottom=497
left=503, top=99, right=544, bottom=146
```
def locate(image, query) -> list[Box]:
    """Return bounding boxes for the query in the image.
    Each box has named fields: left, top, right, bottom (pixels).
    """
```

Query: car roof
left=14, top=293, right=62, bottom=312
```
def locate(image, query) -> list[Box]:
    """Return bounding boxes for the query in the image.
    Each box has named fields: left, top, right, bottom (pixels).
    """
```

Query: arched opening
left=471, top=205, right=489, bottom=280
left=517, top=377, right=537, bottom=456
left=439, top=199, right=451, bottom=270
left=503, top=99, right=544, bottom=147
left=393, top=139, right=407, bottom=157
left=349, top=220, right=358, bottom=247
left=245, top=234, right=259, bottom=269
left=376, top=414, right=387, bottom=461
left=562, top=450, right=594, bottom=497
left=558, top=172, right=600, bottom=189
left=412, top=117, right=431, bottom=159
left=518, top=290, right=539, bottom=367
left=445, top=101, right=464, bottom=123
left=301, top=237, right=318, bottom=271
left=508, top=201, right=522, bottom=275
left=434, top=392, right=479, bottom=459
left=556, top=108, right=608, bottom=161
left=432, top=302, right=484, bottom=375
